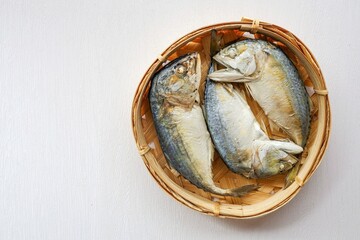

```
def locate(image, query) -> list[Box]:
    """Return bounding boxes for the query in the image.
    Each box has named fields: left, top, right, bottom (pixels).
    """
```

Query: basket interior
left=139, top=29, right=320, bottom=206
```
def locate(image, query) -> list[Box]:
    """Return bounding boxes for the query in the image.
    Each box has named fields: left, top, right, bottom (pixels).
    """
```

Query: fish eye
left=263, top=49, right=271, bottom=55
left=228, top=47, right=237, bottom=58
left=176, top=65, right=186, bottom=75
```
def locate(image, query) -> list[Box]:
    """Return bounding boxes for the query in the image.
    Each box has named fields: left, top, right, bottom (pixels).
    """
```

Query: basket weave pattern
left=132, top=18, right=331, bottom=218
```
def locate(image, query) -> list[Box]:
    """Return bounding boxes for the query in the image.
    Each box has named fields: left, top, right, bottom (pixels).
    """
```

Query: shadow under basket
left=131, top=18, right=331, bottom=219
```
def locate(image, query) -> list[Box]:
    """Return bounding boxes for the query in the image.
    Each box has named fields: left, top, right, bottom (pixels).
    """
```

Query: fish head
left=209, top=40, right=269, bottom=82
left=154, top=53, right=201, bottom=108
left=252, top=140, right=302, bottom=178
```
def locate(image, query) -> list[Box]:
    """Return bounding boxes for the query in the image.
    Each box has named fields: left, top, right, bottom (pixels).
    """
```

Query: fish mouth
left=250, top=140, right=302, bottom=178
left=208, top=68, right=252, bottom=82
left=213, top=54, right=230, bottom=69
left=209, top=54, right=261, bottom=82
left=208, top=54, right=245, bottom=81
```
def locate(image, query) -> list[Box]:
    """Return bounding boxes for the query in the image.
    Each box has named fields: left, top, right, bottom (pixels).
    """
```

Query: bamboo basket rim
left=131, top=18, right=331, bottom=219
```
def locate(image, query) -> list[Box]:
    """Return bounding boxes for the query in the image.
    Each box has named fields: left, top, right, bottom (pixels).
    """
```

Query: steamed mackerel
left=209, top=39, right=310, bottom=146
left=204, top=73, right=303, bottom=178
left=149, top=53, right=256, bottom=196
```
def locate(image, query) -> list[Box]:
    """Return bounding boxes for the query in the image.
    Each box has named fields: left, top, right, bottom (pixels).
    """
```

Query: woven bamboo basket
left=131, top=18, right=331, bottom=219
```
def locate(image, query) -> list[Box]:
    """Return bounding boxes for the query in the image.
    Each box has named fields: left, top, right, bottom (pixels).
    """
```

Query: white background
left=1, top=0, right=359, bottom=239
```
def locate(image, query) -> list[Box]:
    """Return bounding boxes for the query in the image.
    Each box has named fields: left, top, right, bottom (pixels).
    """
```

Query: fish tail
left=210, top=29, right=223, bottom=57
left=228, top=184, right=259, bottom=197
left=207, top=184, right=258, bottom=197
left=284, top=161, right=301, bottom=189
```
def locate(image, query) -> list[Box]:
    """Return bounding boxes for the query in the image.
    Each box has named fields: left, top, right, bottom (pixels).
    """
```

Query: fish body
left=204, top=74, right=303, bottom=178
left=150, top=53, right=256, bottom=196
left=209, top=39, right=310, bottom=147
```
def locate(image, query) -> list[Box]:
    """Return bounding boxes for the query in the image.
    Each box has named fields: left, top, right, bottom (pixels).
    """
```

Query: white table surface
left=1, top=0, right=359, bottom=239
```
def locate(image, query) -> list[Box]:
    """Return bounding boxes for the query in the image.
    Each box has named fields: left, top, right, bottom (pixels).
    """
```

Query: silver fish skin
left=208, top=39, right=310, bottom=147
left=149, top=53, right=256, bottom=196
left=205, top=67, right=303, bottom=178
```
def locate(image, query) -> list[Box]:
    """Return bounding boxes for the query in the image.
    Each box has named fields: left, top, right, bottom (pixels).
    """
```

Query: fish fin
left=222, top=83, right=234, bottom=94
left=284, top=161, right=301, bottom=189
left=230, top=184, right=259, bottom=197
